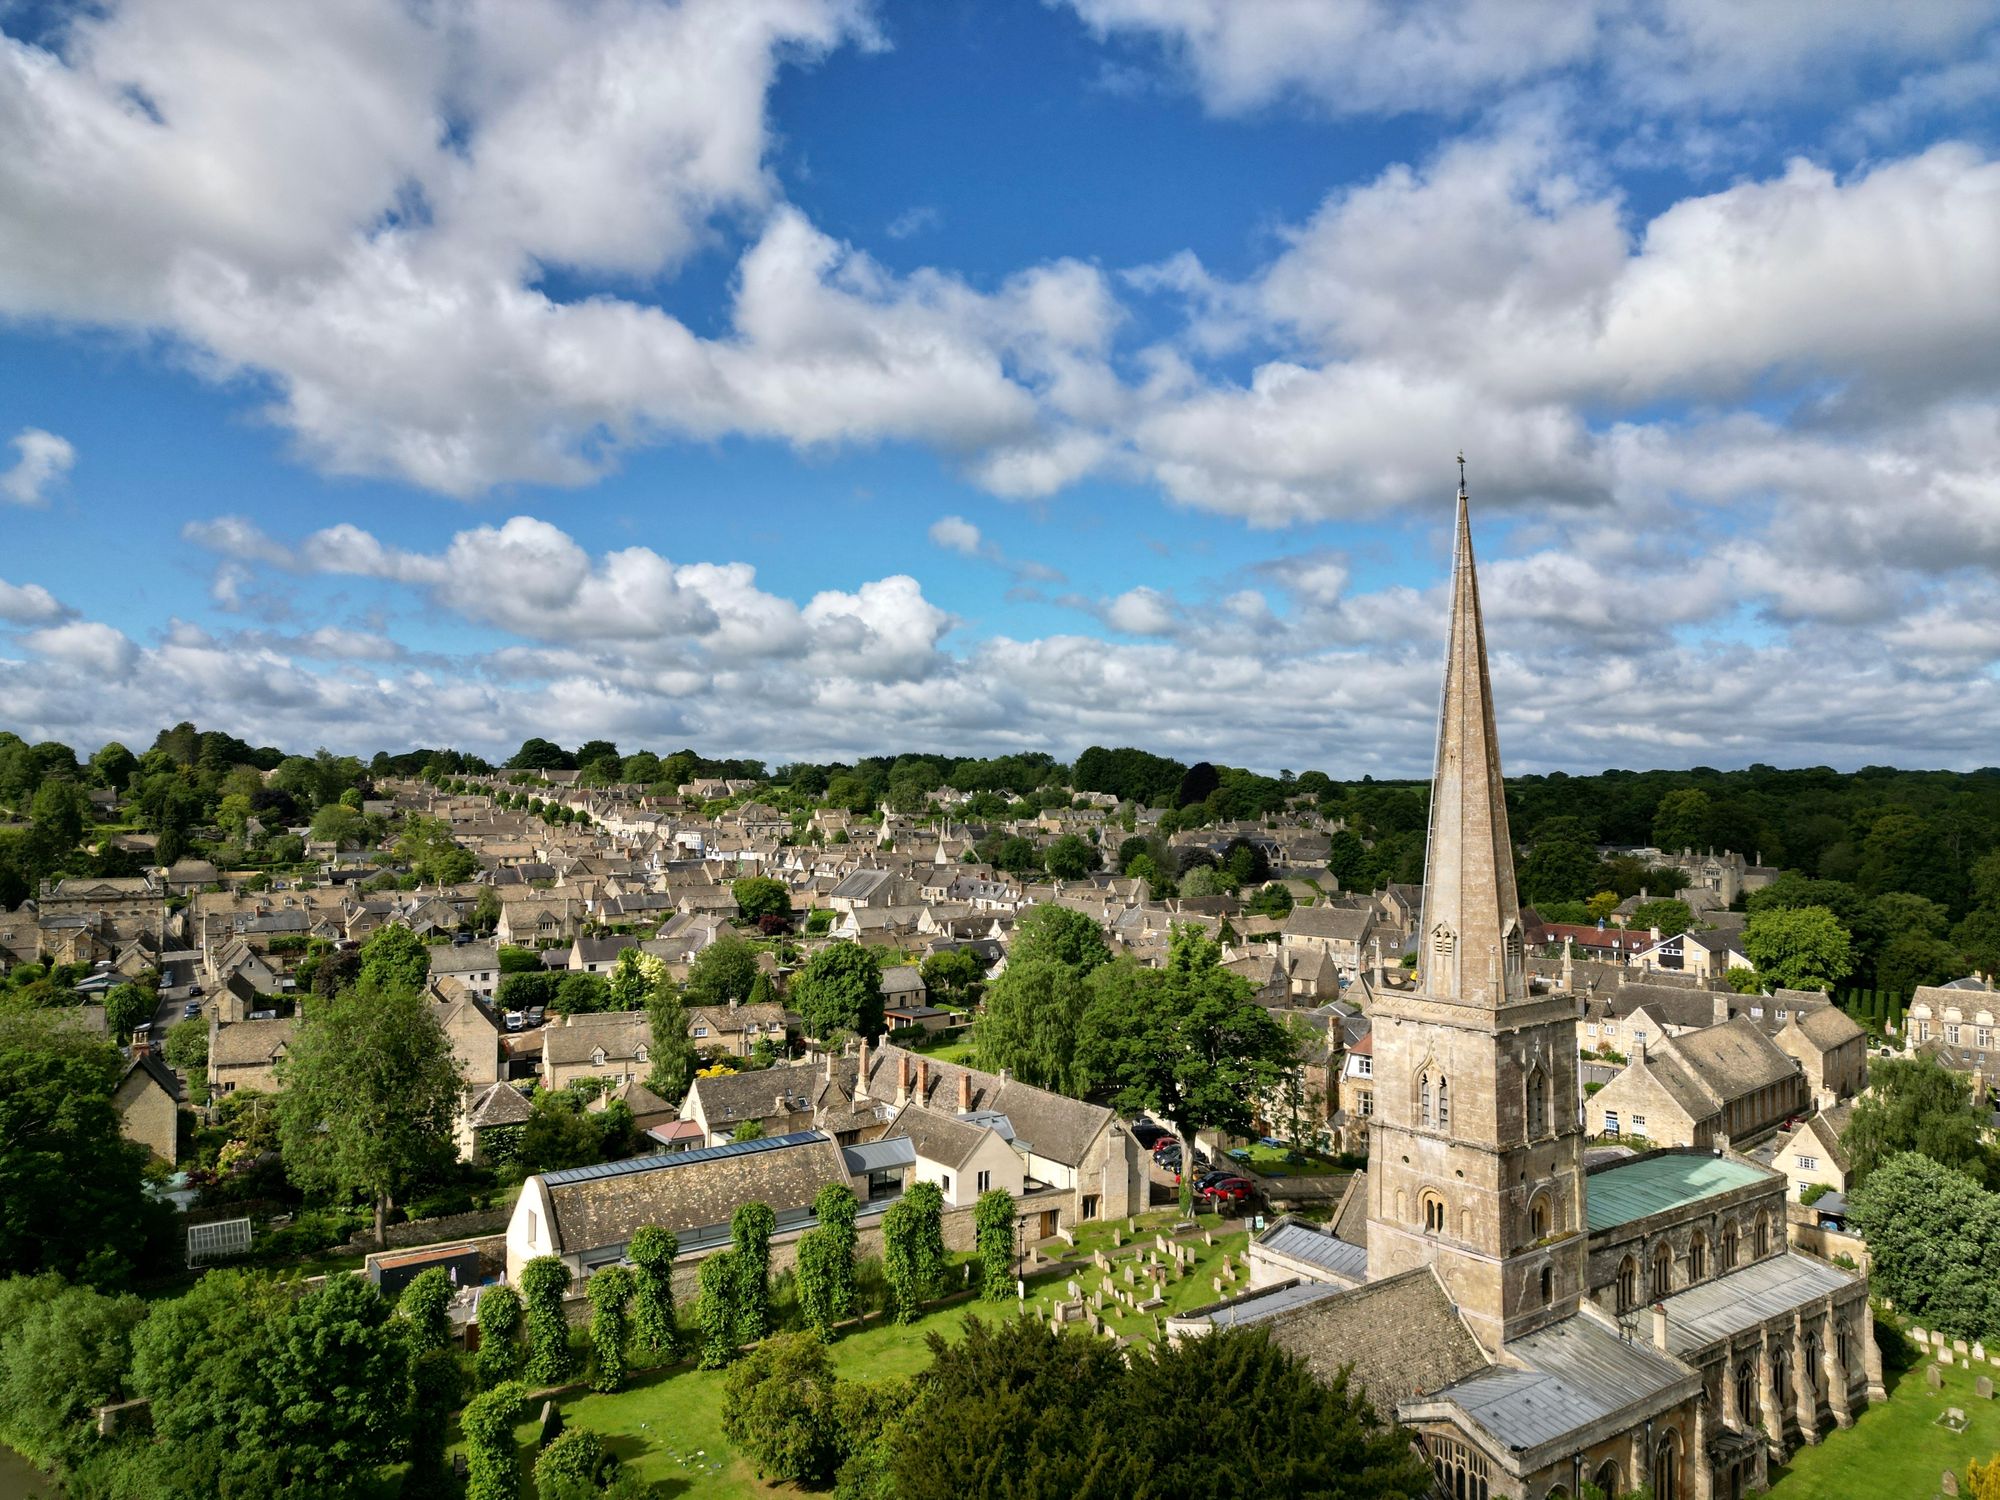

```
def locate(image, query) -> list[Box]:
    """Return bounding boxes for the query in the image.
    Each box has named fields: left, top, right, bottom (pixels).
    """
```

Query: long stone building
left=1172, top=478, right=1878, bottom=1500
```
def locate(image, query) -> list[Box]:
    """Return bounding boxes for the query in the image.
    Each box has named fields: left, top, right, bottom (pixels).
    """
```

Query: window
left=1721, top=1223, right=1739, bottom=1270
left=1530, top=1195, right=1551, bottom=1239
left=1653, top=1242, right=1673, bottom=1296
left=1776, top=1008, right=1789, bottom=1021
left=693, top=1026, right=709, bottom=1038
left=1755, top=1213, right=1771, bottom=1258
left=1634, top=1029, right=1648, bottom=1047
left=1688, top=1234, right=1707, bottom=1281
left=1604, top=1110, right=1620, bottom=1136
left=1540, top=1265, right=1553, bottom=1305
left=1617, top=1256, right=1638, bottom=1312
left=1917, top=1019, right=1933, bottom=1041
left=1355, top=1056, right=1372, bottom=1077
left=1425, top=1436, right=1489, bottom=1500
left=1526, top=1067, right=1548, bottom=1137
left=1979, top=1028, right=1993, bottom=1049
left=1947, top=1024, right=1962, bottom=1046
left=941, top=1174, right=952, bottom=1196
left=1605, top=1022, right=1618, bottom=1036
left=976, top=1170, right=991, bottom=1193
left=1632, top=1113, right=1647, bottom=1132
left=1436, top=1075, right=1450, bottom=1131
left=526, top=1209, right=538, bottom=1245
left=1798, top=1154, right=1818, bottom=1171
left=1422, top=1191, right=1447, bottom=1235
left=1358, top=1090, right=1374, bottom=1117
left=1749, top=1006, right=1764, bottom=1020
left=1736, top=1362, right=1757, bottom=1428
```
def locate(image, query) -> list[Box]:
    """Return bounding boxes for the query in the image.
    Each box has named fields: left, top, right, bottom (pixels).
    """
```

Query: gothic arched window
left=1525, top=1065, right=1548, bottom=1137
left=1721, top=1223, right=1739, bottom=1270
left=1755, top=1212, right=1771, bottom=1258
left=1540, top=1265, right=1553, bottom=1305
left=1435, top=1074, right=1451, bottom=1131
left=1688, top=1232, right=1707, bottom=1282
left=1529, top=1193, right=1552, bottom=1240
left=1617, top=1256, right=1638, bottom=1312
left=1652, top=1241, right=1673, bottom=1297
left=1736, top=1361, right=1757, bottom=1429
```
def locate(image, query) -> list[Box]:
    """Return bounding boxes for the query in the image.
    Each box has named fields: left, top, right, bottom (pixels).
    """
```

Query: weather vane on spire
left=1457, top=450, right=1467, bottom=497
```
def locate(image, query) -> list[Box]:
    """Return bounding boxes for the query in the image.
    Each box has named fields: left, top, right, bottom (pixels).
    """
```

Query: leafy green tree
left=103, top=981, right=152, bottom=1042
left=27, top=778, right=89, bottom=872
left=406, top=1347, right=465, bottom=1499
left=796, top=1183, right=859, bottom=1342
left=1628, top=898, right=1693, bottom=937
left=723, top=1332, right=846, bottom=1485
left=697, top=1250, right=742, bottom=1367
left=1325, top=828, right=1369, bottom=891
left=920, top=949, right=983, bottom=1010
left=587, top=1263, right=636, bottom=1392
left=0, top=1273, right=145, bottom=1473
left=0, top=1008, right=166, bottom=1284
left=734, top=876, right=793, bottom=923
left=1180, top=865, right=1223, bottom=899
left=1844, top=1057, right=1996, bottom=1188
left=162, top=1016, right=209, bottom=1075
left=1012, top=903, right=1114, bottom=972
left=1517, top=835, right=1601, bottom=907
left=627, top=1225, right=680, bottom=1357
left=1247, top=881, right=1294, bottom=918
left=1044, top=833, right=1100, bottom=879
left=974, top=1188, right=1016, bottom=1300
left=1651, top=787, right=1714, bottom=852
left=397, top=1265, right=455, bottom=1358
left=462, top=1380, right=528, bottom=1500
left=521, top=1255, right=577, bottom=1385
left=1874, top=890, right=1951, bottom=941
left=358, top=922, right=432, bottom=992
left=396, top=817, right=479, bottom=887
left=1955, top=908, right=2000, bottom=979
left=883, top=1180, right=946, bottom=1323
left=263, top=1274, right=415, bottom=1498
left=309, top=802, right=366, bottom=848
left=276, top=981, right=464, bottom=1244
left=732, top=1118, right=766, bottom=1142
left=1877, top=931, right=1963, bottom=998
left=732, top=1200, right=777, bottom=1341
left=1742, top=905, right=1855, bottom=992
left=687, top=932, right=761, bottom=1007
left=1849, top=1153, right=2000, bottom=1340
left=552, top=970, right=613, bottom=1015
left=535, top=1426, right=609, bottom=1498
left=473, top=1284, right=525, bottom=1388
left=975, top=954, right=1096, bottom=1096
left=88, top=741, right=138, bottom=792
left=1077, top=926, right=1297, bottom=1214
left=792, top=941, right=885, bottom=1040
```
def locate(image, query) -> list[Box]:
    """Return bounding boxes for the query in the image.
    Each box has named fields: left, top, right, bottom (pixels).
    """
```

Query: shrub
left=721, top=1332, right=843, bottom=1485
left=586, top=1265, right=634, bottom=1393
left=627, top=1225, right=680, bottom=1358
left=974, top=1188, right=1016, bottom=1300
left=697, top=1251, right=741, bottom=1368
left=521, top=1255, right=576, bottom=1385
left=732, top=1201, right=776, bottom=1341
left=461, top=1380, right=526, bottom=1500
left=396, top=1266, right=454, bottom=1358
left=534, top=1425, right=607, bottom=1498
left=474, top=1284, right=525, bottom=1388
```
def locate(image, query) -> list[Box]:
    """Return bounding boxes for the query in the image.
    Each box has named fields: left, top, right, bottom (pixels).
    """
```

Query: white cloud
left=0, top=578, right=70, bottom=624
left=929, top=516, right=985, bottom=556
left=1, top=428, right=76, bottom=505
left=25, top=620, right=138, bottom=678
left=886, top=205, right=942, bottom=240
left=1104, top=585, right=1177, bottom=636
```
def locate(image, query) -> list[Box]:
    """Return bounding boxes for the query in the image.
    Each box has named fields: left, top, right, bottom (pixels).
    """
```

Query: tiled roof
left=1259, top=1219, right=1369, bottom=1281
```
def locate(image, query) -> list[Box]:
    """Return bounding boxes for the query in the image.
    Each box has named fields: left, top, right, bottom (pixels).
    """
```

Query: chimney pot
left=959, top=1072, right=972, bottom=1113
left=1652, top=1304, right=1669, bottom=1350
left=917, top=1058, right=931, bottom=1103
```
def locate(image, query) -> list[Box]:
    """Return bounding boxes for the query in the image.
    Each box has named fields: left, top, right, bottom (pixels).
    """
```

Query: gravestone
left=1204, top=1230, right=1214, bottom=1246
left=1124, top=1263, right=1136, bottom=1285
left=1213, top=1276, right=1224, bottom=1295
left=1977, top=1342, right=1988, bottom=1362
left=1943, top=1470, right=1959, bottom=1497
left=1912, top=1327, right=1928, bottom=1345
left=1977, top=1376, right=1993, bottom=1400
left=1067, top=1279, right=1081, bottom=1300
left=1943, top=1348, right=1956, bottom=1365
left=1957, top=1339, right=1971, bottom=1355
left=538, top=1402, right=564, bottom=1447
left=1928, top=1364, right=1945, bottom=1391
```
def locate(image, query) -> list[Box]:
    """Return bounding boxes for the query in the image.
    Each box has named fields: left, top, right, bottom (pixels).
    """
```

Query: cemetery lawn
left=1767, top=1344, right=2000, bottom=1499
left=472, top=1209, right=1251, bottom=1499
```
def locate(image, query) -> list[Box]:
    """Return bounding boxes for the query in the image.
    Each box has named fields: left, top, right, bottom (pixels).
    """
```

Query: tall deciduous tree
left=276, top=980, right=464, bottom=1244
left=1849, top=1152, right=2000, bottom=1340
left=358, top=922, right=432, bottom=992
left=473, top=1284, right=525, bottom=1389
left=733, top=876, right=793, bottom=923
left=1742, top=905, right=1855, bottom=992
left=262, top=1275, right=415, bottom=1498
left=1078, top=926, right=1297, bottom=1212
left=521, top=1256, right=577, bottom=1384
left=587, top=1263, right=635, bottom=1392
left=732, top=1200, right=777, bottom=1341
left=687, top=932, right=761, bottom=1007
left=1843, top=1057, right=1997, bottom=1188
left=628, top=1225, right=680, bottom=1357
left=792, top=940, right=884, bottom=1041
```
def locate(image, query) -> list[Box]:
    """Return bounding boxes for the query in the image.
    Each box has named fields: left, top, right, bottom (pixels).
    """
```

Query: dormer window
left=590, top=1048, right=606, bottom=1067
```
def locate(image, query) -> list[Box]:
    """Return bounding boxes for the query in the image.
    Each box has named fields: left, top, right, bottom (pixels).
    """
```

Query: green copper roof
left=1586, top=1154, right=1771, bottom=1232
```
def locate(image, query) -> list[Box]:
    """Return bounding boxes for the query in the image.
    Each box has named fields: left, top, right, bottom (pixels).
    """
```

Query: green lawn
left=1768, top=1339, right=2000, bottom=1498
left=1227, top=1142, right=1346, bottom=1177
left=475, top=1209, right=1249, bottom=1498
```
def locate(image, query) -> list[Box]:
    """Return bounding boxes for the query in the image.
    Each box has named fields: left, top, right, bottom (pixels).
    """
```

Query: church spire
left=1417, top=461, right=1526, bottom=1006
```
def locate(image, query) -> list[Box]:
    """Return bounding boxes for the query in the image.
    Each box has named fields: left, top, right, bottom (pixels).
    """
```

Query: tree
left=796, top=1183, right=859, bottom=1341
left=472, top=885, right=502, bottom=933
left=0, top=1272, right=145, bottom=1474
left=1176, top=761, right=1220, bottom=808
left=0, top=1009, right=166, bottom=1284
left=104, top=981, right=152, bottom=1041
left=1651, top=787, right=1714, bottom=852
left=397, top=1266, right=455, bottom=1358
left=1247, top=881, right=1294, bottom=918
left=1843, top=1057, right=1995, bottom=1188
left=27, top=778, right=89, bottom=873
left=462, top=1380, right=528, bottom=1500
left=1044, top=833, right=1100, bottom=880
left=722, top=1332, right=845, bottom=1485
left=309, top=802, right=366, bottom=849
left=1222, top=837, right=1271, bottom=887
left=587, top=1263, right=636, bottom=1392
left=1969, top=1455, right=2000, bottom=1500
left=697, top=1250, right=742, bottom=1367
left=551, top=970, right=612, bottom=1015
left=792, top=941, right=884, bottom=1040
left=687, top=932, right=761, bottom=1007
left=975, top=954, right=1096, bottom=1096
left=1010, top=903, right=1113, bottom=972
left=733, top=876, right=793, bottom=924
left=276, top=981, right=464, bottom=1245
left=1849, top=1153, right=2000, bottom=1340
left=1742, top=905, right=1854, bottom=992
left=521, top=1255, right=577, bottom=1385
left=1077, top=926, right=1297, bottom=1214
left=405, top=1348, right=464, bottom=1499
left=1628, top=898, right=1693, bottom=937
left=162, top=1016, right=209, bottom=1075
left=1517, top=835, right=1601, bottom=907
left=920, top=949, right=983, bottom=1010
left=974, top=1188, right=1016, bottom=1300
left=535, top=1426, right=609, bottom=1498
left=732, top=1200, right=777, bottom=1341
left=883, top=1180, right=946, bottom=1322
left=627, top=1225, right=680, bottom=1358
left=474, top=1284, right=525, bottom=1388
left=88, top=741, right=138, bottom=792
left=357, top=922, right=431, bottom=992
left=1877, top=931, right=1963, bottom=998
left=263, top=1275, right=415, bottom=1498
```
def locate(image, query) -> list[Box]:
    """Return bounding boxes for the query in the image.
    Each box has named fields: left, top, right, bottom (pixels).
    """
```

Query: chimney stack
left=959, top=1071, right=972, bottom=1113
left=1652, top=1304, right=1669, bottom=1351
left=854, top=1037, right=872, bottom=1101
left=917, top=1058, right=931, bottom=1105
left=1713, top=990, right=1731, bottom=1027
left=896, top=1053, right=911, bottom=1107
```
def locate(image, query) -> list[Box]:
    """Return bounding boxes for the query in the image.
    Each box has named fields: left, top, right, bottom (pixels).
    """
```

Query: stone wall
left=344, top=1206, right=512, bottom=1253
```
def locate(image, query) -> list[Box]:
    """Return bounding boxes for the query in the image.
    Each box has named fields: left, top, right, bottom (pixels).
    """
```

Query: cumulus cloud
left=0, top=578, right=71, bottom=624
left=1103, top=586, right=1178, bottom=636
left=25, top=620, right=138, bottom=678
left=1, top=428, right=75, bottom=505
left=926, top=514, right=1065, bottom=584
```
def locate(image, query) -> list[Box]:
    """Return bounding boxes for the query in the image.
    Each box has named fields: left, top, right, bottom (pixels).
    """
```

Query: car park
left=1131, top=1121, right=1171, bottom=1152
left=1199, top=1176, right=1254, bottom=1204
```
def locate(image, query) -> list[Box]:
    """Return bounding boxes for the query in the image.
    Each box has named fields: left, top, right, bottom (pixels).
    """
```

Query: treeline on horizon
left=9, top=722, right=2000, bottom=994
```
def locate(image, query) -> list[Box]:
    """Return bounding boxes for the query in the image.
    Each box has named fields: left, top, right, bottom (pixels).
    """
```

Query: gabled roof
left=885, top=1106, right=1000, bottom=1171
left=466, top=1080, right=533, bottom=1128
left=122, top=1051, right=181, bottom=1102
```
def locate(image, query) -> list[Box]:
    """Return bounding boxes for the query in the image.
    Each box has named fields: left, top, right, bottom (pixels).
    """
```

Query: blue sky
left=4, top=0, right=2000, bottom=775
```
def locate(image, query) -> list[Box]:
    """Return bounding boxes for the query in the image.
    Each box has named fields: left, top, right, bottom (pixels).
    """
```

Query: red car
left=1199, top=1176, right=1254, bottom=1203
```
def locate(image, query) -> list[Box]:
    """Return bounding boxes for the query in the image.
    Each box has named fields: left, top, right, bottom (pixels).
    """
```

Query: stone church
left=1174, top=478, right=1880, bottom=1500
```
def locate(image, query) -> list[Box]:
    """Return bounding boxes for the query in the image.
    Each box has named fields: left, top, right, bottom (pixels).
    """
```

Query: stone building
left=113, top=1052, right=180, bottom=1165
left=1585, top=1020, right=1810, bottom=1150
left=1167, top=480, right=1875, bottom=1500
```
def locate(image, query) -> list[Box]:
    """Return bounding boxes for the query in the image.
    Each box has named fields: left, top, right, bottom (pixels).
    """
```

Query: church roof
left=1655, top=1252, right=1861, bottom=1355
left=1585, top=1151, right=1771, bottom=1232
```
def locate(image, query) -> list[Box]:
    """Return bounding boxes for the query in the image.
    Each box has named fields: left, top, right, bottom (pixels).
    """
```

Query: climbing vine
left=883, top=1180, right=946, bottom=1322
left=461, top=1380, right=527, bottom=1500
left=473, top=1284, right=524, bottom=1388
left=627, top=1224, right=680, bottom=1357
left=520, top=1255, right=577, bottom=1385
left=731, top=1200, right=776, bottom=1341
left=973, top=1188, right=1016, bottom=1300
left=697, top=1249, right=742, bottom=1368
left=586, top=1264, right=635, bottom=1393
left=795, top=1183, right=859, bottom=1340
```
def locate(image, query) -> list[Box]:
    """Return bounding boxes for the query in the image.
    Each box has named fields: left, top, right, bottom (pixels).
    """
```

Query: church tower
left=1365, top=466, right=1588, bottom=1352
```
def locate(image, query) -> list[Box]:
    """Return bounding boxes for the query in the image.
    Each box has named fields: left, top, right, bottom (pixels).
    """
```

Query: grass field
left=474, top=1209, right=1249, bottom=1498
left=1228, top=1142, right=1346, bottom=1177
left=1768, top=1337, right=2000, bottom=1499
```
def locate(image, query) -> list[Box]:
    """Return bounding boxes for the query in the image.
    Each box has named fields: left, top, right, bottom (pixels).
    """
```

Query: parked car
left=1192, top=1169, right=1236, bottom=1193
left=1199, top=1176, right=1254, bottom=1204
left=504, top=1010, right=525, bottom=1032
left=182, top=1001, right=203, bottom=1020
left=1131, top=1121, right=1172, bottom=1151
left=1156, top=1145, right=1211, bottom=1175
left=452, top=931, right=473, bottom=946
left=525, top=1006, right=547, bottom=1027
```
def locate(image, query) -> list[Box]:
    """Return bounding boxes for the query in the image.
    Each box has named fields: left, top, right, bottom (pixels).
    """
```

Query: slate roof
left=1265, top=1266, right=1489, bottom=1415
left=543, top=1010, right=650, bottom=1066
left=1792, top=1005, right=1865, bottom=1049
left=1195, top=1280, right=1346, bottom=1328
left=686, top=1061, right=823, bottom=1127
left=125, top=1051, right=182, bottom=1102
left=1585, top=1152, right=1772, bottom=1232
left=1655, top=1252, right=1861, bottom=1355
left=1284, top=904, right=1375, bottom=942
left=431, top=942, right=500, bottom=975
left=210, top=1017, right=297, bottom=1068
left=864, top=1043, right=1115, bottom=1169
left=466, top=1080, right=533, bottom=1128
left=1259, top=1219, right=1370, bottom=1281
left=539, top=1130, right=846, bottom=1254
left=885, top=1106, right=996, bottom=1171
